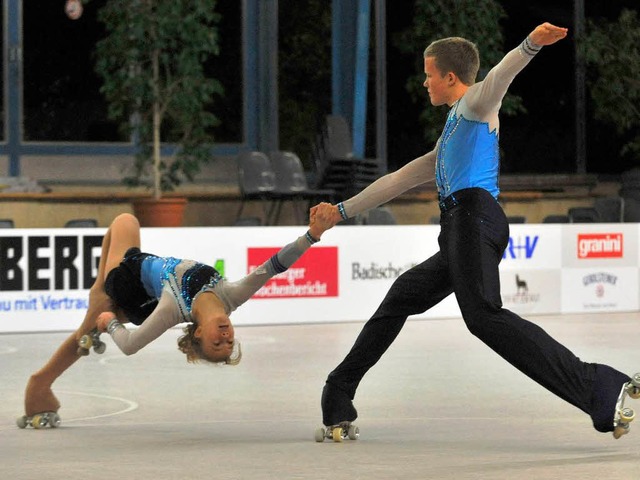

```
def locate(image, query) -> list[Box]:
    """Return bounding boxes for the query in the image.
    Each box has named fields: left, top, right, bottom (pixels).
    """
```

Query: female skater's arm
left=217, top=208, right=335, bottom=311
left=96, top=294, right=180, bottom=355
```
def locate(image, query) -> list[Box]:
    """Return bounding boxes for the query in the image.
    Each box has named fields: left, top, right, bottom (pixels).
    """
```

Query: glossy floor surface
left=2, top=312, right=640, bottom=479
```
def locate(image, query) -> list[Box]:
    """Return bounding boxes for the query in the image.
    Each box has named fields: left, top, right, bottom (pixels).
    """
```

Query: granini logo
left=577, top=233, right=623, bottom=259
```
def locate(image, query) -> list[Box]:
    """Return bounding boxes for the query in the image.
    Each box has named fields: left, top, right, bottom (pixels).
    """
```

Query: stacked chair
left=567, top=207, right=600, bottom=223
left=363, top=206, right=397, bottom=225
left=269, top=151, right=336, bottom=225
left=593, top=196, right=624, bottom=223
left=64, top=219, right=98, bottom=228
left=620, top=168, right=640, bottom=222
left=313, top=115, right=382, bottom=198
left=236, top=151, right=277, bottom=225
left=236, top=150, right=336, bottom=226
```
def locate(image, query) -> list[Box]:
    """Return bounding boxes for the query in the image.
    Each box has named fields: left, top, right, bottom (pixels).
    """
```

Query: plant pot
left=132, top=197, right=188, bottom=227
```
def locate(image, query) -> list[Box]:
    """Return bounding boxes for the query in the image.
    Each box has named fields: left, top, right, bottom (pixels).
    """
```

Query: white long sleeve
left=108, top=293, right=181, bottom=355
left=106, top=234, right=316, bottom=355
left=216, top=234, right=314, bottom=311
left=340, top=150, right=436, bottom=218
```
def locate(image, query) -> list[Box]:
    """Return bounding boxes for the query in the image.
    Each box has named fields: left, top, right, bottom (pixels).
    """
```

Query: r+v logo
left=503, top=235, right=539, bottom=260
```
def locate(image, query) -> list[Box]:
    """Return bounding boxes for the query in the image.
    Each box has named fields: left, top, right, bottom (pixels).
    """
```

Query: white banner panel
left=499, top=269, right=561, bottom=315
left=333, top=225, right=459, bottom=321
left=561, top=223, right=638, bottom=268
left=561, top=267, right=639, bottom=313
left=1, top=223, right=638, bottom=333
left=0, top=228, right=103, bottom=332
left=499, top=224, right=562, bottom=269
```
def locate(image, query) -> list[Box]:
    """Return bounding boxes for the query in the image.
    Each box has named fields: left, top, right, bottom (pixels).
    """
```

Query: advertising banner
left=561, top=224, right=638, bottom=268
left=0, top=223, right=638, bottom=333
left=499, top=224, right=562, bottom=269
left=561, top=267, right=639, bottom=313
left=499, top=269, right=561, bottom=315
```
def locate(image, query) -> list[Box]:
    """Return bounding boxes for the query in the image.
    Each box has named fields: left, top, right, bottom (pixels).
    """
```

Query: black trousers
left=326, top=188, right=629, bottom=431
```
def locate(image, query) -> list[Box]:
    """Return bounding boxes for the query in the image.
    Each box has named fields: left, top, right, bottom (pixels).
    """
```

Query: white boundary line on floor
left=56, top=390, right=139, bottom=422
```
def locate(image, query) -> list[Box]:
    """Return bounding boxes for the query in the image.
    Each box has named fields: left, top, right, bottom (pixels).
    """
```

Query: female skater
left=21, top=210, right=333, bottom=425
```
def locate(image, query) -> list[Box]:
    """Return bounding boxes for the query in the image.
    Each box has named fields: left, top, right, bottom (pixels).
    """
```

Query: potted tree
left=94, top=0, right=223, bottom=226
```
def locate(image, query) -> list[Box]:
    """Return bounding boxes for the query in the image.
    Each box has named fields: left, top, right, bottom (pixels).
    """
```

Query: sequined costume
left=321, top=35, right=630, bottom=433
left=105, top=233, right=317, bottom=355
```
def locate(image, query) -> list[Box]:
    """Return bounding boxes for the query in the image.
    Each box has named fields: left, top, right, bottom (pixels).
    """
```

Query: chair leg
left=293, top=198, right=306, bottom=225
left=236, top=200, right=246, bottom=222
left=268, top=200, right=282, bottom=226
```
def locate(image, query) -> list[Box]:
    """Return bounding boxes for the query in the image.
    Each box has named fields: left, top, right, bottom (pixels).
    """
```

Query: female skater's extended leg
left=24, top=214, right=140, bottom=416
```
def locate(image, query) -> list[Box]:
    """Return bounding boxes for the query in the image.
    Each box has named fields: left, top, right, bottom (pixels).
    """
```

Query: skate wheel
left=314, top=427, right=326, bottom=442
left=78, top=334, right=93, bottom=349
left=16, top=416, right=28, bottom=429
left=332, top=427, right=343, bottom=442
left=77, top=347, right=90, bottom=356
left=31, top=414, right=44, bottom=429
left=347, top=424, right=359, bottom=440
left=620, top=407, right=635, bottom=423
left=93, top=342, right=106, bottom=354
left=49, top=413, right=61, bottom=428
left=627, top=379, right=640, bottom=400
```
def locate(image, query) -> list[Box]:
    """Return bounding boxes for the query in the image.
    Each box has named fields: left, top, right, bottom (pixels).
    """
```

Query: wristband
left=337, top=202, right=348, bottom=221
left=305, top=230, right=320, bottom=244
left=522, top=36, right=542, bottom=56
left=106, top=318, right=123, bottom=335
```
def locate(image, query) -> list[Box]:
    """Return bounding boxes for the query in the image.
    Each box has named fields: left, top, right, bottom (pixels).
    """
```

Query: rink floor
left=2, top=311, right=640, bottom=480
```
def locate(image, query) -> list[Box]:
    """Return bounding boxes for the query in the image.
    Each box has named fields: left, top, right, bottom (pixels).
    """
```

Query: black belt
left=438, top=194, right=459, bottom=212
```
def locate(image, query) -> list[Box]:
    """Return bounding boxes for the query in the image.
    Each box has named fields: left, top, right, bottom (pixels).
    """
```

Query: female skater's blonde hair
left=177, top=323, right=242, bottom=366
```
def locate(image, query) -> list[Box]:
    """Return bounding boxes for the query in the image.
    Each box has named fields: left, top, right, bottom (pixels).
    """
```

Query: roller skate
left=77, top=328, right=106, bottom=356
left=315, top=382, right=359, bottom=443
left=19, top=377, right=62, bottom=430
left=16, top=411, right=61, bottom=429
left=315, top=422, right=359, bottom=443
left=613, top=373, right=640, bottom=439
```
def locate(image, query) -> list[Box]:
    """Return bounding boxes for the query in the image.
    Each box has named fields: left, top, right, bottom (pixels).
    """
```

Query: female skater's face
left=195, top=312, right=236, bottom=362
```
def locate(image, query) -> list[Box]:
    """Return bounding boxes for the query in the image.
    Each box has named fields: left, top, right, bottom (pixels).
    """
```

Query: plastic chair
left=621, top=167, right=640, bottom=188
left=233, top=217, right=262, bottom=227
left=618, top=186, right=640, bottom=201
left=623, top=198, right=640, bottom=222
left=542, top=214, right=569, bottom=224
left=269, top=151, right=336, bottom=225
left=313, top=115, right=381, bottom=198
left=594, top=197, right=623, bottom=223
left=568, top=207, right=600, bottom=223
left=506, top=215, right=526, bottom=224
left=236, top=151, right=276, bottom=224
left=0, top=219, right=15, bottom=228
left=364, top=207, right=397, bottom=225
left=65, top=219, right=98, bottom=228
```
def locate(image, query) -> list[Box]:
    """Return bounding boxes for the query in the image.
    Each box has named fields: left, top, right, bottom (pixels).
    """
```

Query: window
left=22, top=0, right=242, bottom=144
left=22, top=0, right=121, bottom=142
left=205, top=0, right=243, bottom=143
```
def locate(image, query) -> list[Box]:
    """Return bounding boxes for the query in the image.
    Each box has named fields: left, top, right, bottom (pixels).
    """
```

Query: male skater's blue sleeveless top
left=435, top=109, right=500, bottom=200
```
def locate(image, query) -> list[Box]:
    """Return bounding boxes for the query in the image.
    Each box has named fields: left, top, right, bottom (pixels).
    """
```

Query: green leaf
left=95, top=0, right=222, bottom=194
